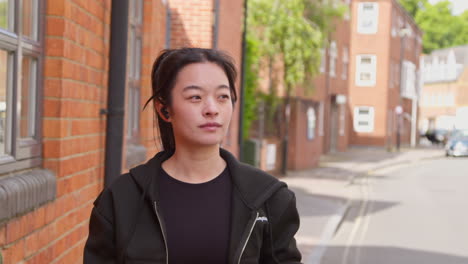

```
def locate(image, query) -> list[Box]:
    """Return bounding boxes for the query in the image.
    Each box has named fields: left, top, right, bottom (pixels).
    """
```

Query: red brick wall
left=217, top=0, right=244, bottom=156
left=288, top=99, right=321, bottom=170
left=169, top=0, right=214, bottom=48
left=0, top=1, right=167, bottom=263
left=0, top=1, right=111, bottom=263
left=138, top=0, right=168, bottom=160
left=348, top=0, right=422, bottom=147
left=167, top=0, right=244, bottom=156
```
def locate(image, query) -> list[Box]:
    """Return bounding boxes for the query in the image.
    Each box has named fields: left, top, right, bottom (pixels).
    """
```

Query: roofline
left=391, top=0, right=423, bottom=35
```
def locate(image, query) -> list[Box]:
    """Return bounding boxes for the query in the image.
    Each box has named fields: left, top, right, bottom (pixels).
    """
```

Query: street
left=320, top=156, right=468, bottom=264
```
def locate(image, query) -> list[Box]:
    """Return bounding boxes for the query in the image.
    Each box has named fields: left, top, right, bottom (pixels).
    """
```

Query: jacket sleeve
left=84, top=192, right=117, bottom=264
left=263, top=188, right=302, bottom=264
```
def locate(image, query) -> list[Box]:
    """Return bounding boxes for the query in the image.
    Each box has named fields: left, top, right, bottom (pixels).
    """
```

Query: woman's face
left=167, top=62, right=233, bottom=148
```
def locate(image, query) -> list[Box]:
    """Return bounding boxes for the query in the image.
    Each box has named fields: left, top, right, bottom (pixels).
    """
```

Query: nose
left=203, top=98, right=219, bottom=118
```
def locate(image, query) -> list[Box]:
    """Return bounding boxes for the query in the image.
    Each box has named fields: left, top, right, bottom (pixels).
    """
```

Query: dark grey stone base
left=0, top=169, right=56, bottom=221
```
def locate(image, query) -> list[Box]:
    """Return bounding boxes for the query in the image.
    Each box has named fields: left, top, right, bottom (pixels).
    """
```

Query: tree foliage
left=398, top=0, right=428, bottom=18
left=242, top=0, right=345, bottom=138
left=399, top=0, right=468, bottom=53
left=248, top=0, right=345, bottom=92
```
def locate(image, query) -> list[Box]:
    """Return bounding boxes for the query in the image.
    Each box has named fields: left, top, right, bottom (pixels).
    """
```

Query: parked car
left=448, top=129, right=468, bottom=139
left=445, top=136, right=468, bottom=157
left=425, top=129, right=449, bottom=145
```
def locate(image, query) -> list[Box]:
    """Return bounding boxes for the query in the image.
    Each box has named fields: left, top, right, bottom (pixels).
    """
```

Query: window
left=354, top=106, right=375, bottom=133
left=127, top=0, right=143, bottom=142
left=391, top=11, right=397, bottom=38
left=307, top=107, right=316, bottom=140
left=356, top=55, right=377, bottom=86
left=125, top=0, right=147, bottom=169
left=319, top=48, right=326, bottom=73
left=319, top=102, right=324, bottom=136
left=329, top=41, right=337, bottom=77
left=401, top=60, right=416, bottom=98
left=357, top=2, right=379, bottom=34
left=342, top=46, right=349, bottom=80
left=0, top=0, right=54, bottom=222
left=0, top=0, right=42, bottom=170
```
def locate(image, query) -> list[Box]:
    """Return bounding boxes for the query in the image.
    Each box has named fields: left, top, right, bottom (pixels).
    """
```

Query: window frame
left=306, top=107, right=316, bottom=140
left=357, top=2, right=379, bottom=34
left=329, top=41, right=337, bottom=77
left=341, top=46, right=348, bottom=80
left=319, top=48, right=326, bottom=73
left=353, top=106, right=375, bottom=133
left=355, top=54, right=377, bottom=87
left=126, top=0, right=144, bottom=144
left=0, top=0, right=43, bottom=174
left=125, top=0, right=147, bottom=170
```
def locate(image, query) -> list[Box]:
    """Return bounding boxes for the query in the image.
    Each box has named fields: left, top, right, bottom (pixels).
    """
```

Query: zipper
left=237, top=211, right=259, bottom=264
left=153, top=202, right=169, bottom=264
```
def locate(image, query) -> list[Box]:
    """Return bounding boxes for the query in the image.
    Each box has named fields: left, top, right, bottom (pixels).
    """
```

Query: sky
left=428, top=0, right=468, bottom=15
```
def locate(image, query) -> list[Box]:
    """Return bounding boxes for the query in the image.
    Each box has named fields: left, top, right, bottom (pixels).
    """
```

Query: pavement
left=281, top=145, right=445, bottom=264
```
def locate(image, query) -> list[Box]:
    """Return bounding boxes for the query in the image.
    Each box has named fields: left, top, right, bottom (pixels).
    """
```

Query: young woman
left=84, top=48, right=302, bottom=264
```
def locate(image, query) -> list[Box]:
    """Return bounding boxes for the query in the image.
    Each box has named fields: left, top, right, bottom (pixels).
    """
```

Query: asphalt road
left=320, top=156, right=468, bottom=264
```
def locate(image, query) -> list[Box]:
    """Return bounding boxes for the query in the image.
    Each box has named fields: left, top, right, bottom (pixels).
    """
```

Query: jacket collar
left=129, top=148, right=284, bottom=209
left=129, top=148, right=286, bottom=263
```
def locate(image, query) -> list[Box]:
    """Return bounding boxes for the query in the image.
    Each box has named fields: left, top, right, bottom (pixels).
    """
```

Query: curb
left=303, top=152, right=442, bottom=264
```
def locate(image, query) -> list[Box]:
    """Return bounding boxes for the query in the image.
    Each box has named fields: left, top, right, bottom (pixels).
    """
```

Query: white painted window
left=357, top=2, right=379, bottom=34
left=320, top=48, right=326, bottom=73
left=356, top=55, right=377, bottom=86
left=307, top=107, right=316, bottom=140
left=319, top=102, right=324, bottom=136
left=342, top=46, right=349, bottom=80
left=391, top=10, right=397, bottom=38
left=329, top=41, right=337, bottom=77
left=354, top=106, right=375, bottom=133
left=401, top=60, right=416, bottom=98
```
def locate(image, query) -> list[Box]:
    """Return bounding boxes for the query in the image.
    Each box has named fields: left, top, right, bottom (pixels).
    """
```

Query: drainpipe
left=212, top=0, right=220, bottom=49
left=238, top=0, right=248, bottom=161
left=102, top=0, right=129, bottom=187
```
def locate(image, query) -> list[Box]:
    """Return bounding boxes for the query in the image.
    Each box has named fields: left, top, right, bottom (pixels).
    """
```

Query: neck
left=162, top=144, right=226, bottom=184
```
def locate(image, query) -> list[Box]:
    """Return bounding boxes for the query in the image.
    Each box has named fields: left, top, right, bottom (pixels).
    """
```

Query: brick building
left=348, top=0, right=422, bottom=148
left=287, top=0, right=352, bottom=170
left=0, top=0, right=244, bottom=263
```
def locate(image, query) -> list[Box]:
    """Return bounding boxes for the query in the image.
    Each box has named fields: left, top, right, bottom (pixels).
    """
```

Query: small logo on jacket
left=256, top=216, right=268, bottom=222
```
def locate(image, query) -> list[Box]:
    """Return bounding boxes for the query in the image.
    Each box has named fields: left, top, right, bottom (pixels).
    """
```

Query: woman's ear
left=155, top=102, right=171, bottom=122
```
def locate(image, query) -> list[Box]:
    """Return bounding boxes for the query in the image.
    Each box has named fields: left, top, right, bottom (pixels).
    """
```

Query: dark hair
left=144, top=48, right=238, bottom=151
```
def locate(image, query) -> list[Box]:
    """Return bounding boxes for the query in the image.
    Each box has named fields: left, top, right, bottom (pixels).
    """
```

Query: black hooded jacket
left=84, top=148, right=302, bottom=264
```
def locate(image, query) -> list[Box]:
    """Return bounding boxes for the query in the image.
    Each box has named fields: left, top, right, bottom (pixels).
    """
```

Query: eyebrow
left=182, top=84, right=230, bottom=92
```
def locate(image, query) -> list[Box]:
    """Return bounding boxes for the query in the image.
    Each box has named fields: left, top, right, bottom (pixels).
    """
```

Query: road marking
left=341, top=171, right=371, bottom=264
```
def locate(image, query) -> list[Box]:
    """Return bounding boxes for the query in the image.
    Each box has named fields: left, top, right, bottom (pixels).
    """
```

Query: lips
left=199, top=122, right=222, bottom=128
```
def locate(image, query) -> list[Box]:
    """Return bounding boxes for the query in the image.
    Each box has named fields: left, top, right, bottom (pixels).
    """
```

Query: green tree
left=452, top=10, right=468, bottom=47
left=248, top=0, right=345, bottom=94
left=398, top=0, right=428, bottom=18
left=416, top=1, right=455, bottom=53
left=0, top=2, right=8, bottom=28
left=399, top=0, right=468, bottom=53
left=245, top=0, right=345, bottom=171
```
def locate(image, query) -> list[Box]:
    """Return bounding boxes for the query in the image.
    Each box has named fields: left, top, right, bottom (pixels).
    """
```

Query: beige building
left=419, top=45, right=468, bottom=132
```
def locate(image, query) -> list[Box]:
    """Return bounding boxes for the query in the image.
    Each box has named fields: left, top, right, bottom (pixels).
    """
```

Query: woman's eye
left=189, top=95, right=201, bottom=101
left=219, top=94, right=230, bottom=100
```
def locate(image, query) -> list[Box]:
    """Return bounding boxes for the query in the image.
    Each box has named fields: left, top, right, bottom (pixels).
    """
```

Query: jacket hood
left=129, top=148, right=286, bottom=209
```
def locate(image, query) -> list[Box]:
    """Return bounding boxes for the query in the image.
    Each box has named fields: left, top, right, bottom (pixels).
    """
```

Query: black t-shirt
left=158, top=166, right=232, bottom=264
